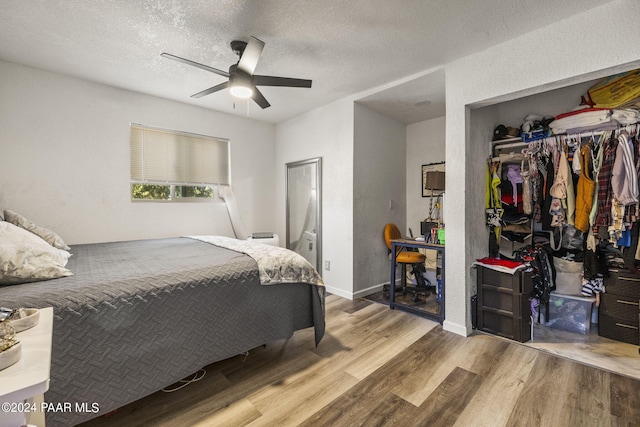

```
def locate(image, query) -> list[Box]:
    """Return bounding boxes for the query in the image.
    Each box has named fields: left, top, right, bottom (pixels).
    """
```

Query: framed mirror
left=286, top=157, right=322, bottom=273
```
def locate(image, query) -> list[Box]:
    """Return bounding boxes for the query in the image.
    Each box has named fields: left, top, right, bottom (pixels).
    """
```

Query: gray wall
left=406, top=116, right=446, bottom=231
left=275, top=98, right=355, bottom=298
left=0, top=60, right=276, bottom=244
left=353, top=103, right=406, bottom=296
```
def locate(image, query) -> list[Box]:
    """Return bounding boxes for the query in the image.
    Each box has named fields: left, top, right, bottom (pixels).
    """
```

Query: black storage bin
left=599, top=267, right=640, bottom=345
left=598, top=313, right=639, bottom=345
left=471, top=295, right=477, bottom=328
left=476, top=266, right=532, bottom=343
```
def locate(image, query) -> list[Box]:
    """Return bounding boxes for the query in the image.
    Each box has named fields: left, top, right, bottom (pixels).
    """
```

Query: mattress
left=0, top=237, right=325, bottom=426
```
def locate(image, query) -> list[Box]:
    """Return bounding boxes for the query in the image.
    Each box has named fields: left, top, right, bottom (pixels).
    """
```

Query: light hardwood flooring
left=368, top=287, right=640, bottom=381
left=79, top=294, right=640, bottom=426
left=527, top=322, right=640, bottom=381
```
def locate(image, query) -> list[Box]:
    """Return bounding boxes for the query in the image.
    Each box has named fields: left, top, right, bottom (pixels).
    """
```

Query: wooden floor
left=79, top=294, right=640, bottom=426
left=368, top=287, right=640, bottom=381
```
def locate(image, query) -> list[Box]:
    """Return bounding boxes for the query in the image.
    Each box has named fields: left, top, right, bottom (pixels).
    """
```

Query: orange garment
left=575, top=145, right=595, bottom=233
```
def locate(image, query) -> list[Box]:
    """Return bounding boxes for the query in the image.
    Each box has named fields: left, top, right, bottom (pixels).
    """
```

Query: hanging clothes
left=486, top=162, right=503, bottom=258
left=549, top=143, right=569, bottom=228
left=565, top=148, right=576, bottom=226
left=611, top=130, right=638, bottom=206
left=588, top=134, right=605, bottom=227
left=486, top=162, right=503, bottom=229
left=609, top=199, right=626, bottom=244
left=521, top=154, right=533, bottom=215
left=540, top=151, right=555, bottom=230
left=505, top=164, right=523, bottom=206
left=549, top=145, right=570, bottom=201
left=488, top=122, right=640, bottom=278
left=594, top=134, right=619, bottom=235
left=575, top=144, right=596, bottom=233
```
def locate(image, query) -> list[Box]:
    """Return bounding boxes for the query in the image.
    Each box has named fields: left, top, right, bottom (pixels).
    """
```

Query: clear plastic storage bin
left=544, top=292, right=596, bottom=334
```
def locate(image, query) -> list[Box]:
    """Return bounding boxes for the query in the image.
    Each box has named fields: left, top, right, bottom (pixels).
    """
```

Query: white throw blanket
left=187, top=235, right=324, bottom=287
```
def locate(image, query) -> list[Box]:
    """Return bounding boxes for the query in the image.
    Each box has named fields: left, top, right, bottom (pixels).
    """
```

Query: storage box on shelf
left=476, top=266, right=533, bottom=342
left=599, top=268, right=640, bottom=345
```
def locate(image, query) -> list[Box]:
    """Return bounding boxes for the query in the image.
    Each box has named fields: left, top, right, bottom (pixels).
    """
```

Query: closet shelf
left=492, top=136, right=523, bottom=145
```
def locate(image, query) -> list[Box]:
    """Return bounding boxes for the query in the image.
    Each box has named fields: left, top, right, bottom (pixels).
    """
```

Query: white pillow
left=4, top=209, right=71, bottom=251
left=0, top=222, right=73, bottom=285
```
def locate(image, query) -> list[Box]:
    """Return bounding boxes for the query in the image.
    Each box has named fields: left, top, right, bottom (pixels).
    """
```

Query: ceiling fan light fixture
left=229, top=83, right=253, bottom=99
left=229, top=71, right=253, bottom=99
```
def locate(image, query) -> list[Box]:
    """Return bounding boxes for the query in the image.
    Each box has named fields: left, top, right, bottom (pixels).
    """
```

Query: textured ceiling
left=0, top=0, right=614, bottom=124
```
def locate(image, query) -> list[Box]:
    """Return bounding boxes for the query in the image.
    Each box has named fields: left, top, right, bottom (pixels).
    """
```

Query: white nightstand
left=0, top=307, right=53, bottom=427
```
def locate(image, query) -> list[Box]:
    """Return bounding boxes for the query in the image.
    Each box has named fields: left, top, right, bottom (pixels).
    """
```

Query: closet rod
left=561, top=130, right=613, bottom=139
left=494, top=141, right=528, bottom=150
left=560, top=123, right=637, bottom=139
left=492, top=123, right=638, bottom=155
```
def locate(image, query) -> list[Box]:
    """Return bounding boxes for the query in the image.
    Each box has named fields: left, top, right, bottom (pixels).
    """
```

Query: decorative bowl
left=0, top=341, right=21, bottom=371
left=7, top=308, right=40, bottom=333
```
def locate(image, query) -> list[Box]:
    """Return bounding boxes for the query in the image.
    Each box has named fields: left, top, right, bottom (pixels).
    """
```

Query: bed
left=0, top=234, right=325, bottom=427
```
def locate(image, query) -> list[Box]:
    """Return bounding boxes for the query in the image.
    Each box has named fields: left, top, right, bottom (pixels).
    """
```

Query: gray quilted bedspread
left=0, top=237, right=325, bottom=426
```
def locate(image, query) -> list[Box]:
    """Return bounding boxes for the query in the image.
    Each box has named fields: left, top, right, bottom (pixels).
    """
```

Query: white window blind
left=130, top=124, right=230, bottom=185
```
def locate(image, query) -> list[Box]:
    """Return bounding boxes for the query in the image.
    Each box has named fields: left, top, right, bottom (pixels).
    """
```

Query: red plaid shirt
left=593, top=135, right=618, bottom=233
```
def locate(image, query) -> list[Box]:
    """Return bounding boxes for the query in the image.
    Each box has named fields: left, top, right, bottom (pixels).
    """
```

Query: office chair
left=383, top=223, right=429, bottom=302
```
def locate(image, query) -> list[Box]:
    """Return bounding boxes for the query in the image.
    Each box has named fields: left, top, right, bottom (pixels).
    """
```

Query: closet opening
left=471, top=66, right=640, bottom=380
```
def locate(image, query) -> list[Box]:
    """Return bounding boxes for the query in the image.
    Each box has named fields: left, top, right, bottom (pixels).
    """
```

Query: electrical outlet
left=324, top=260, right=330, bottom=271
left=389, top=199, right=394, bottom=209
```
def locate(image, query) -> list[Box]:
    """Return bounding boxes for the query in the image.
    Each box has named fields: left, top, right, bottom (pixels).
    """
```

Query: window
left=130, top=124, right=229, bottom=201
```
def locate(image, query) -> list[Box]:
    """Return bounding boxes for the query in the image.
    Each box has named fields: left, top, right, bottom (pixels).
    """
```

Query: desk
left=0, top=307, right=53, bottom=427
left=389, top=239, right=444, bottom=323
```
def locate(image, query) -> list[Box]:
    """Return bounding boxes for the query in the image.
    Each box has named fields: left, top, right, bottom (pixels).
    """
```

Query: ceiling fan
left=161, top=36, right=312, bottom=109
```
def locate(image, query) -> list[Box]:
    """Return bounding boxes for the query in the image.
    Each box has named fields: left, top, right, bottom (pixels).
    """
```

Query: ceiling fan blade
left=252, top=87, right=271, bottom=109
left=237, top=36, right=264, bottom=75
left=161, top=53, right=230, bottom=78
left=191, top=81, right=229, bottom=98
left=254, top=75, right=312, bottom=88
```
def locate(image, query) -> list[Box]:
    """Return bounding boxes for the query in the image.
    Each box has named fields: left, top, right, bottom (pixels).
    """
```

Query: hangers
left=521, top=140, right=541, bottom=156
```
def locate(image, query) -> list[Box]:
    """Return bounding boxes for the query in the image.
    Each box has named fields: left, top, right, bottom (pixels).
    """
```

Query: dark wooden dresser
left=476, top=266, right=533, bottom=342
left=599, top=268, right=640, bottom=345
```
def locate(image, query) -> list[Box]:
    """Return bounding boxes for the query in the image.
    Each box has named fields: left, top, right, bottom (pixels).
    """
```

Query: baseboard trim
left=324, top=285, right=353, bottom=300
left=443, top=320, right=471, bottom=337
left=353, top=283, right=385, bottom=299
left=325, top=283, right=387, bottom=301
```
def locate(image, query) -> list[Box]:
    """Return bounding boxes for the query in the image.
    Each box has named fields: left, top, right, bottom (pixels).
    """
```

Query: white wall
left=444, top=0, right=640, bottom=336
left=275, top=99, right=354, bottom=298
left=0, top=60, right=276, bottom=244
left=406, top=116, right=446, bottom=231
left=353, top=103, right=406, bottom=297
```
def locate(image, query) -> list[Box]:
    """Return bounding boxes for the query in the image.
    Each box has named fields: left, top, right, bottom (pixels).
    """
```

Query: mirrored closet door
left=286, top=157, right=322, bottom=273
